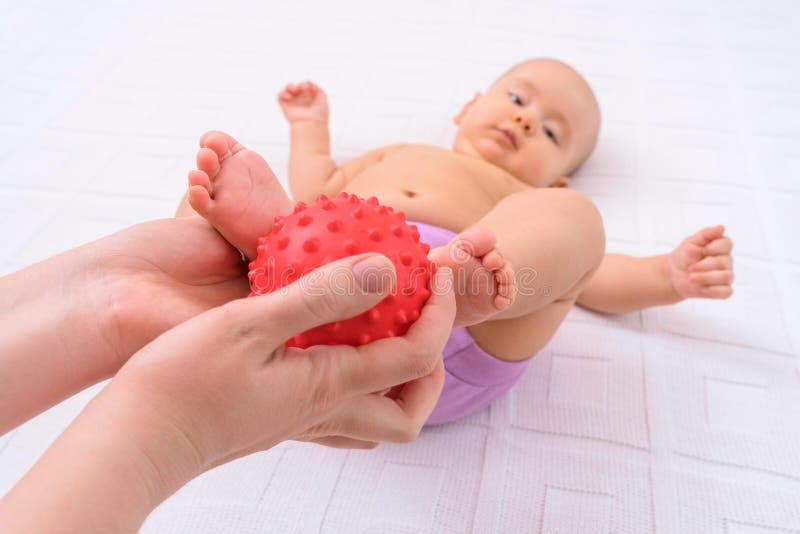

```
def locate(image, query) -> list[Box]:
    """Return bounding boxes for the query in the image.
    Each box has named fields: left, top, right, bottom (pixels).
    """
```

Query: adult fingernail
left=353, top=254, right=395, bottom=294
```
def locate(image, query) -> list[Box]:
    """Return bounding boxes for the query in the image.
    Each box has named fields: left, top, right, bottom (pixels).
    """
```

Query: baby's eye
left=544, top=126, right=558, bottom=145
left=508, top=92, right=523, bottom=106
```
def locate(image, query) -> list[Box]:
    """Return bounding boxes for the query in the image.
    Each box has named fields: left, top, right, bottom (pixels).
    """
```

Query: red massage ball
left=247, top=192, right=433, bottom=348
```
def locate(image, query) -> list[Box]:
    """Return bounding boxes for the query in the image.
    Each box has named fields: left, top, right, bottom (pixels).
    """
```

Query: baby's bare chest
left=344, top=145, right=524, bottom=232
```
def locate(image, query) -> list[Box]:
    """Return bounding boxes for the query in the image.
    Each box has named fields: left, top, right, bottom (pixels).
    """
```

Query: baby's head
left=453, top=58, right=600, bottom=188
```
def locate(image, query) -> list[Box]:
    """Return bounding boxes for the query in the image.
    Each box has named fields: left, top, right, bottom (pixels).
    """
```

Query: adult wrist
left=0, top=241, right=123, bottom=433
left=0, top=381, right=205, bottom=533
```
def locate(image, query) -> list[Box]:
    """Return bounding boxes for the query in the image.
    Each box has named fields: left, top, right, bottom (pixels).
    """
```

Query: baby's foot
left=429, top=228, right=516, bottom=328
left=188, top=131, right=293, bottom=259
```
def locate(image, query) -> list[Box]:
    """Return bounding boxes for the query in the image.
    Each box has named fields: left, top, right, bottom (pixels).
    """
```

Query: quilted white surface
left=1, top=1, right=799, bottom=532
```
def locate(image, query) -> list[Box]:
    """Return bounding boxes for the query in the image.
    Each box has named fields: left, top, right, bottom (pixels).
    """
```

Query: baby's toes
left=188, top=184, right=213, bottom=216
left=188, top=169, right=212, bottom=193
left=453, top=227, right=497, bottom=259
left=196, top=147, right=220, bottom=178
left=482, top=249, right=504, bottom=271
left=494, top=262, right=516, bottom=305
left=427, top=244, right=450, bottom=268
left=494, top=294, right=513, bottom=311
left=202, top=132, right=232, bottom=161
left=495, top=257, right=514, bottom=282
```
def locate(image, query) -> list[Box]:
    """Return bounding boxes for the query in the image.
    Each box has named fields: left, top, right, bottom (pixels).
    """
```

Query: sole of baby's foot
left=429, top=227, right=516, bottom=328
left=188, top=131, right=294, bottom=260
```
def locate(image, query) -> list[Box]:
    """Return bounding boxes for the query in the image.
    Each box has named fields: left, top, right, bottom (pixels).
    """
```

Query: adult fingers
left=401, top=266, right=456, bottom=355
left=301, top=436, right=379, bottom=450
left=240, top=253, right=397, bottom=345
left=309, top=358, right=445, bottom=444
left=316, top=266, right=455, bottom=399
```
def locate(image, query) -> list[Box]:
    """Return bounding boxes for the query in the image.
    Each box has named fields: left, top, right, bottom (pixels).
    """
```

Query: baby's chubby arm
left=279, top=81, right=398, bottom=202
left=576, top=225, right=734, bottom=314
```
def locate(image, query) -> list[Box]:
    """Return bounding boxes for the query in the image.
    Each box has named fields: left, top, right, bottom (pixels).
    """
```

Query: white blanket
left=1, top=1, right=798, bottom=532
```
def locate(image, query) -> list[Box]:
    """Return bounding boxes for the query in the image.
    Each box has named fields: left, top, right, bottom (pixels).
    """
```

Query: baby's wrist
left=660, top=254, right=685, bottom=302
left=290, top=117, right=329, bottom=128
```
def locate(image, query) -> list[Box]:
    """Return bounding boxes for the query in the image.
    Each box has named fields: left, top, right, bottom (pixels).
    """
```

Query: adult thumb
left=244, top=253, right=397, bottom=344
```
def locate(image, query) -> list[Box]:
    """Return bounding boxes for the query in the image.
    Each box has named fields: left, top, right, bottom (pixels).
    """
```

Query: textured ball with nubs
left=247, top=192, right=433, bottom=348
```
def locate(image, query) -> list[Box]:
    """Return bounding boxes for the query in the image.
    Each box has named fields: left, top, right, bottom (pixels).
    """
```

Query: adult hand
left=0, top=253, right=455, bottom=533
left=111, top=253, right=454, bottom=465
left=98, top=215, right=250, bottom=365
left=0, top=215, right=247, bottom=433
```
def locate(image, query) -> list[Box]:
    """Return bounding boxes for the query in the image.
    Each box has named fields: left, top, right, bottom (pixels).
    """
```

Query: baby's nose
left=513, top=111, right=535, bottom=134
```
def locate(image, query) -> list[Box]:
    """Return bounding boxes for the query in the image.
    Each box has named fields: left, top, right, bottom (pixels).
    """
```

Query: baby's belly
left=345, top=174, right=500, bottom=233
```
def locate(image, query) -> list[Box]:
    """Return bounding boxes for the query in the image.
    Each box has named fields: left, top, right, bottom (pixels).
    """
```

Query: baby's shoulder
left=382, top=142, right=411, bottom=154
left=385, top=143, right=454, bottom=157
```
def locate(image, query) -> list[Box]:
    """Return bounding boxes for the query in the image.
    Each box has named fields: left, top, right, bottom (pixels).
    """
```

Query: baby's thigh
left=467, top=298, right=574, bottom=362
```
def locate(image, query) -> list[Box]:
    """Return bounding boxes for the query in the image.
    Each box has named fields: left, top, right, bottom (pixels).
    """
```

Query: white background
left=1, top=1, right=799, bottom=532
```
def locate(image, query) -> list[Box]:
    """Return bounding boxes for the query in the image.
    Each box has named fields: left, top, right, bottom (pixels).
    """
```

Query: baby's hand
left=668, top=225, right=734, bottom=300
left=278, top=81, right=329, bottom=123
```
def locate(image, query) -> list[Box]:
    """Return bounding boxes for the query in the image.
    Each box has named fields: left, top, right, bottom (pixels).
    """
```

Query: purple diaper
left=409, top=221, right=534, bottom=426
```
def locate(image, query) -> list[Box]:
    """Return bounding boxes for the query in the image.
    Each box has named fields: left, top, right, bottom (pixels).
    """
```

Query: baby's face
left=453, top=59, right=600, bottom=188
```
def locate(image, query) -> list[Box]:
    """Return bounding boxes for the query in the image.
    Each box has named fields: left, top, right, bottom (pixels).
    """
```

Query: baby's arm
left=279, top=81, right=397, bottom=202
left=576, top=225, right=734, bottom=314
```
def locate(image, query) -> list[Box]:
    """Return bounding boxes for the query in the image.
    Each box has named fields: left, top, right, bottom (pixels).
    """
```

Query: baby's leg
left=181, top=131, right=294, bottom=259
left=428, top=229, right=516, bottom=329
left=466, top=188, right=605, bottom=361
left=175, top=190, right=198, bottom=217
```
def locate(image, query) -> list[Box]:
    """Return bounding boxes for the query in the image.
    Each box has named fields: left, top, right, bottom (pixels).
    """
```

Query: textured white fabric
left=1, top=1, right=799, bottom=532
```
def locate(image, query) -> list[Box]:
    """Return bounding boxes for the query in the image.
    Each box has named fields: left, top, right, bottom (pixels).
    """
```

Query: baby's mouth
left=498, top=128, right=517, bottom=149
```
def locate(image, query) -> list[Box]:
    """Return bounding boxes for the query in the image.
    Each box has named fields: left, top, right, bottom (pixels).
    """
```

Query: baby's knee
left=552, top=189, right=606, bottom=265
left=578, top=195, right=606, bottom=267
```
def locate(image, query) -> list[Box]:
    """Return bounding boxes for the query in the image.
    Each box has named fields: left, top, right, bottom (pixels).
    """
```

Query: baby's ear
left=552, top=176, right=570, bottom=188
left=454, top=92, right=481, bottom=125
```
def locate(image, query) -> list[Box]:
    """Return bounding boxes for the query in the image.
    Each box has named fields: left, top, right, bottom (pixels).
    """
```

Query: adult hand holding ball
left=248, top=193, right=433, bottom=348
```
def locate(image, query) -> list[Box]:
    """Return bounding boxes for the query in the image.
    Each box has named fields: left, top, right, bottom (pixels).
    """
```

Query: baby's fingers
left=700, top=285, right=734, bottom=299
left=299, top=81, right=316, bottom=94
left=689, top=255, right=733, bottom=273
left=703, top=237, right=733, bottom=256
left=278, top=83, right=301, bottom=99
left=690, top=270, right=734, bottom=286
left=687, top=225, right=725, bottom=247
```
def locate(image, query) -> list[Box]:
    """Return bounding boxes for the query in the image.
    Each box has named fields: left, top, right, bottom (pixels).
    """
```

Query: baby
left=175, top=58, right=734, bottom=425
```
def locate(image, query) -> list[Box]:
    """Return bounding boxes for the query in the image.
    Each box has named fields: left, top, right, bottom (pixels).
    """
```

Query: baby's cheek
left=474, top=137, right=506, bottom=163
left=518, top=159, right=551, bottom=188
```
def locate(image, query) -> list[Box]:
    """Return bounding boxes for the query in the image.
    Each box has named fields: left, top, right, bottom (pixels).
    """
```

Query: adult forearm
left=0, top=382, right=202, bottom=533
left=576, top=253, right=683, bottom=314
left=288, top=120, right=338, bottom=202
left=0, top=242, right=121, bottom=434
